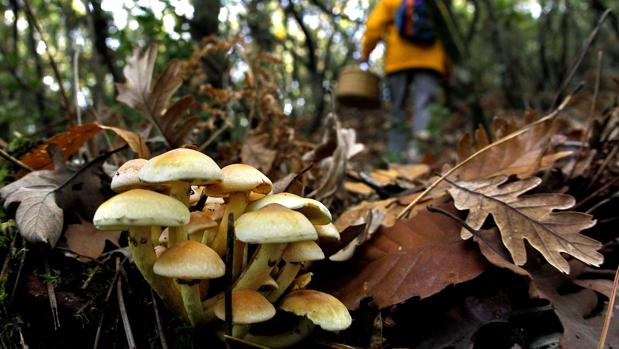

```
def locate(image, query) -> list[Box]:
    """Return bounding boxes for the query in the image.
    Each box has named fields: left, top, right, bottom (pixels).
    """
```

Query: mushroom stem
left=232, top=324, right=250, bottom=338
left=178, top=280, right=207, bottom=327
left=211, top=192, right=247, bottom=256
left=243, top=317, right=316, bottom=348
left=167, top=183, right=190, bottom=247
left=128, top=226, right=186, bottom=319
left=267, top=262, right=302, bottom=303
left=150, top=226, right=161, bottom=245
left=234, top=243, right=286, bottom=290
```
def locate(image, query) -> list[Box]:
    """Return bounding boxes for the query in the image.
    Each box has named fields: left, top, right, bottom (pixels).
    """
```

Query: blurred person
left=361, top=0, right=450, bottom=162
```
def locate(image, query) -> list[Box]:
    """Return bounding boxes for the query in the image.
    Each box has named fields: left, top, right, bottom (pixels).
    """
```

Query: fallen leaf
left=19, top=124, right=102, bottom=170
left=453, top=116, right=569, bottom=180
left=343, top=181, right=374, bottom=196
left=329, top=208, right=384, bottom=261
left=448, top=176, right=603, bottom=274
left=331, top=204, right=488, bottom=309
left=96, top=124, right=150, bottom=158
left=116, top=45, right=198, bottom=148
left=241, top=133, right=277, bottom=174
left=530, top=266, right=619, bottom=349
left=65, top=222, right=120, bottom=259
left=0, top=169, right=69, bottom=246
left=473, top=228, right=530, bottom=277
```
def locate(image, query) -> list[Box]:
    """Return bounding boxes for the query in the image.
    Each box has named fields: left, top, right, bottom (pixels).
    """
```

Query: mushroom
left=110, top=158, right=149, bottom=193
left=139, top=148, right=223, bottom=246
left=314, top=223, right=340, bottom=241
left=246, top=192, right=332, bottom=225
left=153, top=240, right=225, bottom=326
left=233, top=204, right=317, bottom=290
left=213, top=288, right=276, bottom=338
left=245, top=290, right=352, bottom=348
left=204, top=163, right=272, bottom=278
left=93, top=188, right=189, bottom=318
left=267, top=240, right=325, bottom=303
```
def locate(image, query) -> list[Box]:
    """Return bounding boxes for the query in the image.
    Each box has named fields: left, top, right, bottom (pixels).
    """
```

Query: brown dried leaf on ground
left=116, top=45, right=198, bottom=148
left=448, top=176, right=603, bottom=274
left=530, top=266, right=619, bottom=349
left=331, top=204, right=488, bottom=309
left=0, top=169, right=70, bottom=246
left=65, top=222, right=120, bottom=259
left=20, top=124, right=103, bottom=170
left=473, top=228, right=530, bottom=277
left=95, top=124, right=150, bottom=158
left=453, top=116, right=569, bottom=180
left=241, top=133, right=277, bottom=174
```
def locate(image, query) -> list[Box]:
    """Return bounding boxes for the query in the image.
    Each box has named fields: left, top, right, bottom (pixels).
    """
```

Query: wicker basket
left=335, top=64, right=381, bottom=109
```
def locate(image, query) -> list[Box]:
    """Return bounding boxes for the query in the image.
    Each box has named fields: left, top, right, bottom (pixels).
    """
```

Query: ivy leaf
left=116, top=45, right=198, bottom=148
left=0, top=169, right=69, bottom=246
left=448, top=176, right=603, bottom=274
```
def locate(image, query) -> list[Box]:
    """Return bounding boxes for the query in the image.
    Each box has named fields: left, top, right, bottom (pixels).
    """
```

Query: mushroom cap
left=280, top=290, right=352, bottom=331
left=93, top=189, right=190, bottom=230
left=204, top=163, right=272, bottom=197
left=315, top=223, right=340, bottom=241
left=246, top=193, right=332, bottom=225
left=283, top=241, right=325, bottom=263
left=214, top=288, right=276, bottom=324
left=153, top=240, right=225, bottom=280
left=110, top=159, right=149, bottom=192
left=187, top=211, right=218, bottom=235
left=139, top=148, right=223, bottom=185
left=235, top=204, right=317, bottom=244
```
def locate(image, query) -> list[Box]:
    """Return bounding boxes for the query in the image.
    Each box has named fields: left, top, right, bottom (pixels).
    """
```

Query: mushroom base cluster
left=93, top=148, right=351, bottom=347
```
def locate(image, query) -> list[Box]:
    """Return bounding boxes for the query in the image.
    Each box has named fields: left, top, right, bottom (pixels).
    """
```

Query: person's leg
left=411, top=70, right=441, bottom=136
left=386, top=70, right=411, bottom=161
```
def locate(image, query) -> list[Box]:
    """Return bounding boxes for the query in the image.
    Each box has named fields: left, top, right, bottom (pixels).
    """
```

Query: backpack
left=395, top=0, right=437, bottom=45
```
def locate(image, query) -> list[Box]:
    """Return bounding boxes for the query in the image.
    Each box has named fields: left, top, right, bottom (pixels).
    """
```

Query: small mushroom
left=214, top=288, right=276, bottom=338
left=246, top=192, right=332, bottom=225
left=154, top=240, right=225, bottom=327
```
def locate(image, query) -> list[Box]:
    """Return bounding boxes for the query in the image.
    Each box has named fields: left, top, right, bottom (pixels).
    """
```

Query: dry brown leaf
left=20, top=124, right=103, bottom=170
left=307, top=113, right=347, bottom=201
left=343, top=181, right=374, bottom=196
left=241, top=133, right=277, bottom=174
left=329, top=208, right=384, bottom=261
left=448, top=176, right=603, bottom=274
left=331, top=204, right=488, bottom=309
left=530, top=266, right=619, bottom=349
left=96, top=124, right=150, bottom=158
left=389, top=163, right=430, bottom=181
left=65, top=222, right=120, bottom=259
left=453, top=116, right=568, bottom=180
left=473, top=228, right=530, bottom=277
left=116, top=45, right=197, bottom=148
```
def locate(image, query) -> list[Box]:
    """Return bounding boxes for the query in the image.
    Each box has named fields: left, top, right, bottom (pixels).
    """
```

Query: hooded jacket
left=361, top=0, right=449, bottom=75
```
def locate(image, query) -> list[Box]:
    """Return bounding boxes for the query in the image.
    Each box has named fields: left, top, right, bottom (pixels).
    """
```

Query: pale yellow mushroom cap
left=283, top=241, right=325, bottom=263
left=110, top=159, right=149, bottom=192
left=280, top=290, right=352, bottom=331
left=235, top=204, right=317, bottom=244
left=153, top=240, right=225, bottom=280
left=315, top=223, right=340, bottom=241
left=246, top=192, right=332, bottom=225
left=139, top=148, right=223, bottom=185
left=93, top=189, right=189, bottom=230
left=204, top=163, right=272, bottom=197
left=214, top=288, right=276, bottom=324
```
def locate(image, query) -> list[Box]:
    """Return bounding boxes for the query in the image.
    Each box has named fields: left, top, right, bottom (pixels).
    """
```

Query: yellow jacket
left=362, top=0, right=449, bottom=75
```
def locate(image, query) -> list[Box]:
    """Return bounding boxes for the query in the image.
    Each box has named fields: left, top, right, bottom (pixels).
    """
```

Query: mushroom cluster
left=93, top=148, right=351, bottom=347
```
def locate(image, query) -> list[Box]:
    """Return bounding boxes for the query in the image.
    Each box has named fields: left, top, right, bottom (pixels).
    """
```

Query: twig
left=22, top=0, right=71, bottom=114
left=72, top=48, right=82, bottom=125
left=551, top=9, right=611, bottom=109
left=116, top=258, right=136, bottom=349
left=198, top=123, right=230, bottom=151
left=569, top=50, right=603, bottom=180
left=574, top=175, right=619, bottom=210
left=225, top=212, right=235, bottom=339
left=587, top=143, right=619, bottom=191
left=43, top=255, right=61, bottom=330
left=93, top=256, right=122, bottom=349
left=9, top=238, right=27, bottom=304
left=151, top=289, right=169, bottom=349
left=0, top=148, right=34, bottom=172
left=597, top=264, right=619, bottom=349
left=397, top=94, right=574, bottom=219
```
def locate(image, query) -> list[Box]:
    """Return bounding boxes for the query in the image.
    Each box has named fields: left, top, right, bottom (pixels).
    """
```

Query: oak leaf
left=331, top=204, right=488, bottom=309
left=453, top=116, right=570, bottom=180
left=530, top=266, right=619, bottom=349
left=116, top=45, right=198, bottom=148
left=448, top=176, right=603, bottom=274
